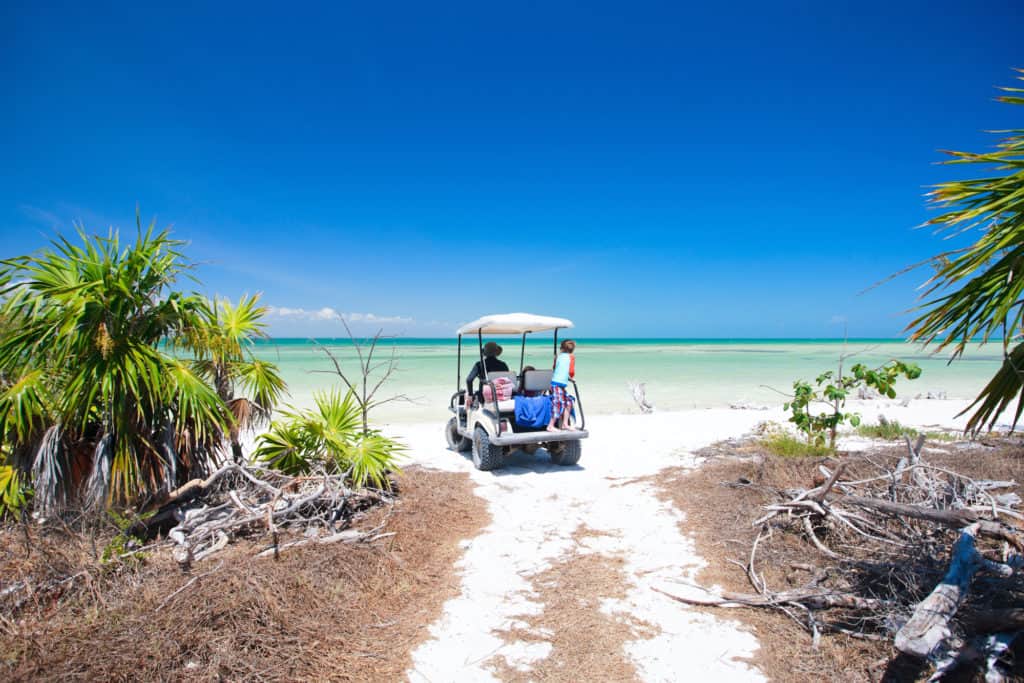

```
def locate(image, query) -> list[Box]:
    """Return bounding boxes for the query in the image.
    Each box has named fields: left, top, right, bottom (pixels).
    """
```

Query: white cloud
left=266, top=306, right=413, bottom=325
left=19, top=204, right=63, bottom=229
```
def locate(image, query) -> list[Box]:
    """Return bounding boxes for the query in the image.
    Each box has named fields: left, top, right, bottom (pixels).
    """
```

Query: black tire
left=446, top=417, right=471, bottom=452
left=549, top=439, right=582, bottom=466
left=472, top=426, right=503, bottom=471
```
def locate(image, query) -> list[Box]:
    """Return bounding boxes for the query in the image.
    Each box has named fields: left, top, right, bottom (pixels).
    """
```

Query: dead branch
left=896, top=523, right=1014, bottom=658
left=627, top=382, right=654, bottom=413
left=663, top=433, right=1024, bottom=673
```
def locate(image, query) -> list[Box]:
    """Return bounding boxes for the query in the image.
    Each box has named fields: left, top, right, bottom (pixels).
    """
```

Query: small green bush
left=785, top=360, right=921, bottom=448
left=760, top=432, right=834, bottom=458
left=924, top=431, right=957, bottom=442
left=254, top=389, right=404, bottom=489
left=855, top=419, right=918, bottom=440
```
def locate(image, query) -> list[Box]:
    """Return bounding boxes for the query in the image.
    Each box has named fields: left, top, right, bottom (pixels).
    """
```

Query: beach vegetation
left=0, top=218, right=284, bottom=515
left=759, top=431, right=834, bottom=458
left=855, top=417, right=918, bottom=440
left=313, top=322, right=409, bottom=435
left=253, top=389, right=404, bottom=489
left=187, top=294, right=286, bottom=462
left=785, top=360, right=921, bottom=449
left=906, top=70, right=1024, bottom=433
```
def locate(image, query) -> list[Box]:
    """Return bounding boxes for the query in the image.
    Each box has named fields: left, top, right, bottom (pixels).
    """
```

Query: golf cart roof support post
left=477, top=330, right=484, bottom=382
left=457, top=334, right=462, bottom=393
left=519, top=333, right=527, bottom=375
left=571, top=379, right=586, bottom=430
left=553, top=328, right=559, bottom=360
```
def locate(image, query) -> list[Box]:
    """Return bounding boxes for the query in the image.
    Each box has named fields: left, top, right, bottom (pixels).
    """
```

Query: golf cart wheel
left=472, top=427, right=503, bottom=471
left=549, top=439, right=582, bottom=466
left=446, top=417, right=471, bottom=452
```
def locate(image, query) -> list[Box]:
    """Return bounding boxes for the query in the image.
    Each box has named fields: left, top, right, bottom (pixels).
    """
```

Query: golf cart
left=446, top=313, right=589, bottom=471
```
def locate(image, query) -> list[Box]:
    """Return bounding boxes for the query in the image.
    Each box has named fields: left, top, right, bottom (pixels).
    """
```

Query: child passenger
left=519, top=365, right=539, bottom=397
left=546, top=340, right=577, bottom=432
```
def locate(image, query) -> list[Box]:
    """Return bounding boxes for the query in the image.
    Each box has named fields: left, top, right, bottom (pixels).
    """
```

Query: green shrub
left=760, top=432, right=835, bottom=458
left=254, top=389, right=404, bottom=489
left=924, top=431, right=957, bottom=442
left=0, top=220, right=284, bottom=514
left=785, top=360, right=921, bottom=449
left=101, top=510, right=152, bottom=566
left=855, top=418, right=918, bottom=440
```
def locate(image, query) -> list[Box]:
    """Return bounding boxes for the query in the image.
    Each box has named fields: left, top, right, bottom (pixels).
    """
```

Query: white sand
left=395, top=400, right=982, bottom=682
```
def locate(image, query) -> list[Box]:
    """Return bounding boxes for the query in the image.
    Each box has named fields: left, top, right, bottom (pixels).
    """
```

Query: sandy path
left=394, top=401, right=973, bottom=682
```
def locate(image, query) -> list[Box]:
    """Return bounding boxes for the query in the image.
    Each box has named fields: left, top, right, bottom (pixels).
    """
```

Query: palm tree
left=186, top=294, right=286, bottom=462
left=0, top=218, right=280, bottom=514
left=254, top=389, right=403, bottom=490
left=907, top=70, right=1024, bottom=433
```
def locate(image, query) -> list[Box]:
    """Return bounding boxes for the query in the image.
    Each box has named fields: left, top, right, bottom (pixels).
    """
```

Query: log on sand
left=895, top=523, right=1014, bottom=659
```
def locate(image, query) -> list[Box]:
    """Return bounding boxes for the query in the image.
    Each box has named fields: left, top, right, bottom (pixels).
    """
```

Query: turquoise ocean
left=251, top=338, right=1003, bottom=425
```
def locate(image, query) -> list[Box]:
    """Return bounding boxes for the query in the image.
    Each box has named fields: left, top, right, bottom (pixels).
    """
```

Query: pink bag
left=482, top=376, right=514, bottom=401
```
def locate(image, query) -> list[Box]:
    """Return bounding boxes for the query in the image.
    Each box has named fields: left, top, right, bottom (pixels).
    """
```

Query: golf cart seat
left=496, top=399, right=517, bottom=413
left=521, top=369, right=553, bottom=393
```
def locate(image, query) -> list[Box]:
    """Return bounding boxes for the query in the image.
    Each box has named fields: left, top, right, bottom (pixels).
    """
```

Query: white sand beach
left=392, top=399, right=980, bottom=681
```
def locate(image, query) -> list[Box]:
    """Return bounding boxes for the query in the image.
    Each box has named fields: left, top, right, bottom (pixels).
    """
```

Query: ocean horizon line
left=258, top=336, right=923, bottom=344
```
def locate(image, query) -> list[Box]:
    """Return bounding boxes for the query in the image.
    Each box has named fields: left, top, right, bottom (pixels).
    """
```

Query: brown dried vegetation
left=1, top=466, right=487, bottom=682
left=655, top=436, right=1024, bottom=682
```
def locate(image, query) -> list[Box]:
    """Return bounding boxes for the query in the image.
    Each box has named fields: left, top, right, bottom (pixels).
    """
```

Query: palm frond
left=235, top=359, right=286, bottom=412
left=31, top=425, right=69, bottom=516
left=345, top=433, right=404, bottom=489
left=229, top=397, right=270, bottom=434
left=961, top=342, right=1024, bottom=433
left=906, top=72, right=1024, bottom=431
left=84, top=432, right=114, bottom=510
left=253, top=390, right=402, bottom=487
left=0, top=463, right=29, bottom=517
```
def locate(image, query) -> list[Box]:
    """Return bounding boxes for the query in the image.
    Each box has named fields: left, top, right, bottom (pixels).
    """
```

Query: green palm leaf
left=0, top=212, right=268, bottom=512
left=907, top=70, right=1024, bottom=433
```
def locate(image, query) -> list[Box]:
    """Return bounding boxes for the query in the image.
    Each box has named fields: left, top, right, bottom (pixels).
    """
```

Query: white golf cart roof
left=456, top=312, right=574, bottom=335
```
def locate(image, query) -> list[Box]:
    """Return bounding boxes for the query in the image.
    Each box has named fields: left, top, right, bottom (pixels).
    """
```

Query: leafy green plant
left=905, top=70, right=1024, bottom=433
left=759, top=431, right=834, bottom=458
left=253, top=390, right=404, bottom=489
left=186, top=294, right=286, bottom=462
left=855, top=418, right=918, bottom=440
left=101, top=509, right=153, bottom=565
left=785, top=360, right=921, bottom=449
left=0, top=215, right=285, bottom=514
left=0, top=461, right=31, bottom=516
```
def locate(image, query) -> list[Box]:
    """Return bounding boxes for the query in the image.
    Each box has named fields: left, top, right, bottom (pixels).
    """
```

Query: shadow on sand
left=450, top=446, right=585, bottom=476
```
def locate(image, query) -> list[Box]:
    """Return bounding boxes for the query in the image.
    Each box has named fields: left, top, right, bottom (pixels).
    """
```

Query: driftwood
left=628, top=382, right=654, bottom=413
left=127, top=463, right=395, bottom=567
left=662, top=433, right=1024, bottom=677
left=895, top=523, right=1015, bottom=658
left=656, top=585, right=891, bottom=611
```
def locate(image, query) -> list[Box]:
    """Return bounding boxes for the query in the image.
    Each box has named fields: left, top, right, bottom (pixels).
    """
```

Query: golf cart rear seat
left=488, top=369, right=555, bottom=414
left=521, top=369, right=553, bottom=392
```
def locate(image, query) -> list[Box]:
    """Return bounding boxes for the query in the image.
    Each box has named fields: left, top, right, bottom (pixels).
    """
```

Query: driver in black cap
left=465, top=341, right=510, bottom=408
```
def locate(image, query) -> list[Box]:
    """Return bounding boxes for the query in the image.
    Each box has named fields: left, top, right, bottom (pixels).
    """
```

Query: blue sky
left=1, top=1, right=1020, bottom=338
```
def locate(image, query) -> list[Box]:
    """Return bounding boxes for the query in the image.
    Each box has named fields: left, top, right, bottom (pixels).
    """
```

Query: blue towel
left=514, top=396, right=551, bottom=428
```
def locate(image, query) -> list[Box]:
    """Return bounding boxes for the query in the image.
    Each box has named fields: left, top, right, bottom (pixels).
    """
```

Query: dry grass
left=488, top=526, right=656, bottom=682
left=1, top=466, right=487, bottom=682
left=654, top=436, right=1024, bottom=683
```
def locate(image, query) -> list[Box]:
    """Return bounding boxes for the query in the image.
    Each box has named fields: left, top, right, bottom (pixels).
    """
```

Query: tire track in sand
left=397, top=410, right=775, bottom=682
